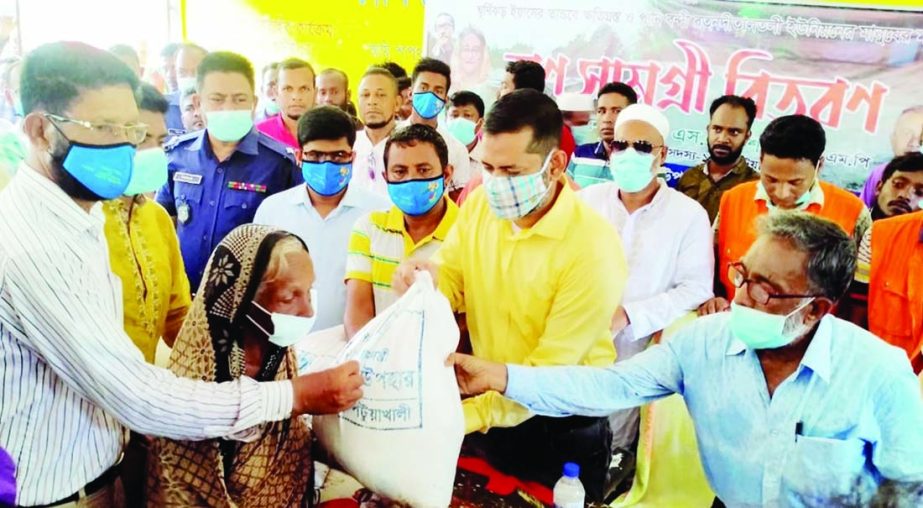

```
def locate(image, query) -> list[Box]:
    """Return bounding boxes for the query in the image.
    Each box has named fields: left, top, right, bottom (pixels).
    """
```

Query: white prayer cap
left=614, top=104, right=670, bottom=142
left=556, top=92, right=595, bottom=112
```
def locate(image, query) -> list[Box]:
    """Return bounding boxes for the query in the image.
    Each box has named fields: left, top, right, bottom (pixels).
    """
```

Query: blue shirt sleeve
left=504, top=339, right=686, bottom=418
left=869, top=352, right=923, bottom=481
left=156, top=165, right=176, bottom=215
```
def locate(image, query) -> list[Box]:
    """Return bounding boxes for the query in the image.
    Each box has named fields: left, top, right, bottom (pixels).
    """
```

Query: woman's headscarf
left=147, top=224, right=313, bottom=507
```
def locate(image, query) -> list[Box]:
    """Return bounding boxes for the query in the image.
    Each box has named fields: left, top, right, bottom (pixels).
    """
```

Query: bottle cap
left=563, top=462, right=580, bottom=478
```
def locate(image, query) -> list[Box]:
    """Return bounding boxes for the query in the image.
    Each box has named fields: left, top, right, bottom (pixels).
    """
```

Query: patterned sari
left=147, top=224, right=313, bottom=507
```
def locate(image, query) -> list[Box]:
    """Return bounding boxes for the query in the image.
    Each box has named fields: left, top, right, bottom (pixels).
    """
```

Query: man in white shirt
left=0, top=42, right=364, bottom=507
left=352, top=67, right=403, bottom=196
left=397, top=58, right=471, bottom=198
left=254, top=106, right=389, bottom=330
left=579, top=104, right=714, bottom=454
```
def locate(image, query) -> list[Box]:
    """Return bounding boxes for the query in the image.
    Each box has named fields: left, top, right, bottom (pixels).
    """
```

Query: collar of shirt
left=725, top=313, right=833, bottom=383
left=755, top=179, right=825, bottom=211
left=290, top=182, right=366, bottom=211
left=593, top=141, right=608, bottom=160
left=614, top=180, right=670, bottom=216
left=186, top=126, right=260, bottom=157
left=514, top=182, right=579, bottom=241
left=384, top=196, right=459, bottom=241
left=18, top=163, right=105, bottom=233
left=701, top=157, right=750, bottom=180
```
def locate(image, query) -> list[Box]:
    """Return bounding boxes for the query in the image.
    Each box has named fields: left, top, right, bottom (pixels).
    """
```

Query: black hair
left=383, top=124, right=449, bottom=170
left=598, top=81, right=638, bottom=105
left=485, top=88, right=561, bottom=156
left=278, top=57, right=315, bottom=77
left=138, top=83, right=168, bottom=114
left=21, top=41, right=140, bottom=115
left=882, top=152, right=923, bottom=183
left=361, top=66, right=398, bottom=94
left=160, top=42, right=181, bottom=59
left=759, top=114, right=826, bottom=166
left=297, top=105, right=357, bottom=147
left=397, top=76, right=412, bottom=93
left=448, top=91, right=485, bottom=119
left=505, top=60, right=545, bottom=92
left=378, top=61, right=407, bottom=79
left=412, top=57, right=451, bottom=93
left=196, top=51, right=255, bottom=91
left=710, top=95, right=758, bottom=129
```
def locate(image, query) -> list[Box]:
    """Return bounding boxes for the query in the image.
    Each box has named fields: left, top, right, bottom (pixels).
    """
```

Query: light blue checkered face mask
left=483, top=151, right=554, bottom=220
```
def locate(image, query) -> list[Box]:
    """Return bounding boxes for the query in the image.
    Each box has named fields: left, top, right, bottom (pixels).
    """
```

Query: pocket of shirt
left=874, top=285, right=911, bottom=339
left=782, top=435, right=872, bottom=504
left=223, top=189, right=260, bottom=215
left=175, top=181, right=204, bottom=205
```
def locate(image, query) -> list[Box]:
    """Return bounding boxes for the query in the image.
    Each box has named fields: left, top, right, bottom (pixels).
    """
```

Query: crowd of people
left=0, top=38, right=920, bottom=507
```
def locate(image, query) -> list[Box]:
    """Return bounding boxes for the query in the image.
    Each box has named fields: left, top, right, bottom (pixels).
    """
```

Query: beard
left=707, top=140, right=744, bottom=166
left=49, top=137, right=105, bottom=202
left=365, top=115, right=394, bottom=130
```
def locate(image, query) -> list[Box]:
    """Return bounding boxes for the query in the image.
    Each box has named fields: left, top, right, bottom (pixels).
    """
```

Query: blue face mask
left=302, top=161, right=352, bottom=196
left=412, top=92, right=446, bottom=120
left=571, top=123, right=598, bottom=147
left=124, top=147, right=168, bottom=196
left=610, top=148, right=655, bottom=193
left=387, top=175, right=445, bottom=216
left=446, top=117, right=477, bottom=146
left=58, top=140, right=136, bottom=200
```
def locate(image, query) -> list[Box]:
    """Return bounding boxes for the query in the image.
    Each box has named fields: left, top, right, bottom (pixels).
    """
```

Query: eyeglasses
left=728, top=262, right=822, bottom=306
left=302, top=150, right=352, bottom=164
left=608, top=140, right=663, bottom=154
left=44, top=113, right=148, bottom=145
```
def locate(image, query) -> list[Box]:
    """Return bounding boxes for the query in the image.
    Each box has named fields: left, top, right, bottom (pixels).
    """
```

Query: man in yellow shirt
left=394, top=89, right=627, bottom=502
left=344, top=124, right=457, bottom=337
left=103, top=83, right=191, bottom=362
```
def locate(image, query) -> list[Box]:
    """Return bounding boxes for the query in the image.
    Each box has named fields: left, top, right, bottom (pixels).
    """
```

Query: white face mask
left=246, top=290, right=319, bottom=347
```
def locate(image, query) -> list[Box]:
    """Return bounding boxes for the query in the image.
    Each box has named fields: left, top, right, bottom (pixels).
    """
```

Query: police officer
left=157, top=51, right=302, bottom=291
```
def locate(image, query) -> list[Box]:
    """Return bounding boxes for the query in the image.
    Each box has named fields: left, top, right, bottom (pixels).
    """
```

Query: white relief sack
left=297, top=271, right=464, bottom=507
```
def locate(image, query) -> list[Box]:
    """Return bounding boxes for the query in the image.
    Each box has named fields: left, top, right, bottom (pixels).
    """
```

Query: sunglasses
left=608, top=140, right=663, bottom=154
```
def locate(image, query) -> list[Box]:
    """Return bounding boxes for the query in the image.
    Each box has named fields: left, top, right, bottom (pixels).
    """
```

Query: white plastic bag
left=298, top=271, right=464, bottom=507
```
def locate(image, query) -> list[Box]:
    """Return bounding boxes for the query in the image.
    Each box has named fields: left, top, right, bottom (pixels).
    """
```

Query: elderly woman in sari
left=147, top=224, right=321, bottom=507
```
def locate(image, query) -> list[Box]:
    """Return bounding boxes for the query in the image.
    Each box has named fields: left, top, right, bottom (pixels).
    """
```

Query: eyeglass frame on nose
left=608, top=139, right=663, bottom=154
left=301, top=149, right=353, bottom=164
left=728, top=261, right=823, bottom=306
left=44, top=113, right=148, bottom=146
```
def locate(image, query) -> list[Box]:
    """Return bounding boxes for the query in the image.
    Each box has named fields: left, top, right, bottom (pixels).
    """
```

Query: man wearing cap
left=567, top=82, right=638, bottom=188
left=579, top=104, right=713, bottom=457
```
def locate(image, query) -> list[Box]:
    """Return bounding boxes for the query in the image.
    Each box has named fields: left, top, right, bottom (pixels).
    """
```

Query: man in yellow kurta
left=394, top=89, right=626, bottom=503
left=103, top=83, right=191, bottom=362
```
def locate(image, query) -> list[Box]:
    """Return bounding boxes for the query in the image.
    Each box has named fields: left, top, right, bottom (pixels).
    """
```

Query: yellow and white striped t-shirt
left=345, top=199, right=459, bottom=313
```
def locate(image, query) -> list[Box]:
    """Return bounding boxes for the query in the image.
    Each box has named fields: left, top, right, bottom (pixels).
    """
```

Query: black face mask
left=48, top=135, right=105, bottom=202
left=707, top=139, right=744, bottom=166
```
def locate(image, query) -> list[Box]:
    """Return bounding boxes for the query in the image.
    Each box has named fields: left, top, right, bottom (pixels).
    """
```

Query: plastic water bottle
left=553, top=462, right=585, bottom=508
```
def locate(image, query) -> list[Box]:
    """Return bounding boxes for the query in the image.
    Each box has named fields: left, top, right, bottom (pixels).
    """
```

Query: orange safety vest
left=868, top=211, right=923, bottom=360
left=717, top=180, right=865, bottom=299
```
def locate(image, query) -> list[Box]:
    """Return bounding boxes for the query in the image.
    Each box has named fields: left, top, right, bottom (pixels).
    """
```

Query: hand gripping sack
left=306, top=271, right=464, bottom=506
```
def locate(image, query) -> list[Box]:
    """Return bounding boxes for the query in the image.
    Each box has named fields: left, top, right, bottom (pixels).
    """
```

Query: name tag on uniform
left=174, top=172, right=203, bottom=185
left=228, top=181, right=268, bottom=193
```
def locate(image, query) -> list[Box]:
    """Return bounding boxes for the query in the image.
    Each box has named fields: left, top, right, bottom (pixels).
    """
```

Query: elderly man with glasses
left=448, top=211, right=923, bottom=508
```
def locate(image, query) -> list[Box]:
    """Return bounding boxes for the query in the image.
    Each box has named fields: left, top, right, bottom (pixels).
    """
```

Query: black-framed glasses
left=302, top=150, right=352, bottom=164
left=608, top=139, right=663, bottom=154
left=728, top=261, right=822, bottom=306
left=44, top=113, right=148, bottom=145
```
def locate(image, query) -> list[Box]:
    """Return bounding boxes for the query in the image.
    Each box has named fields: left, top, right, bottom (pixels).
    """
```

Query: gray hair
left=757, top=211, right=857, bottom=301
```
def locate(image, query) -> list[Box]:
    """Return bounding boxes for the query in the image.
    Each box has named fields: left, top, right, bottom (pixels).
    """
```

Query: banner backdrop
left=423, top=0, right=923, bottom=191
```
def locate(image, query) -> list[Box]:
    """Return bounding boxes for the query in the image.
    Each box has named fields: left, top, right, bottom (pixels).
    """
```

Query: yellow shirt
left=346, top=198, right=459, bottom=313
left=434, top=184, right=627, bottom=434
left=103, top=197, right=191, bottom=362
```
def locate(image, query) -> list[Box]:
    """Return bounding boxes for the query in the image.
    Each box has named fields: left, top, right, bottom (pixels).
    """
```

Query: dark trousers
left=465, top=415, right=612, bottom=503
